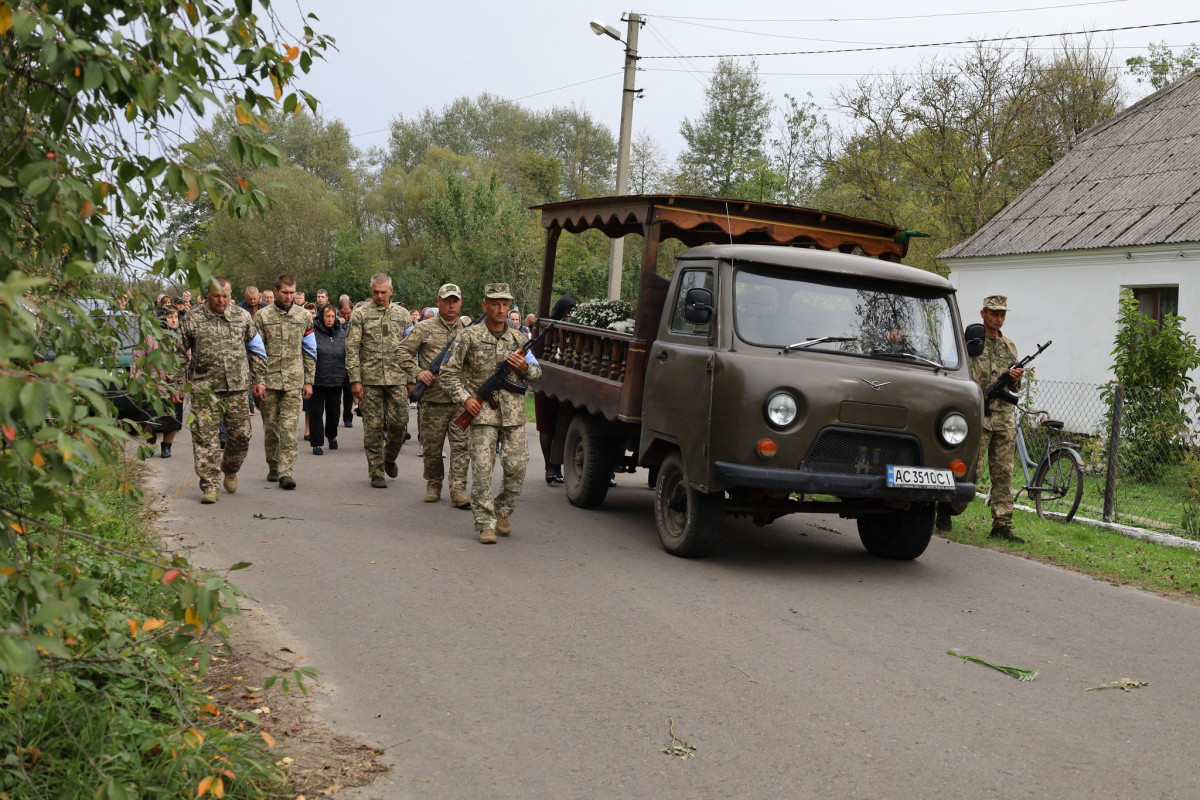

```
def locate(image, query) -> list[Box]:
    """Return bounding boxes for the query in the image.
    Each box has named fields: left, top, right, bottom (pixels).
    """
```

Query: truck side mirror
left=964, top=323, right=985, bottom=357
left=683, top=287, right=714, bottom=324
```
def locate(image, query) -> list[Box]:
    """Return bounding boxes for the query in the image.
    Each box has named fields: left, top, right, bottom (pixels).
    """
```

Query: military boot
left=495, top=516, right=512, bottom=536
left=424, top=482, right=441, bottom=503
left=479, top=528, right=497, bottom=544
left=371, top=476, right=387, bottom=489
left=223, top=473, right=238, bottom=494
left=988, top=525, right=1025, bottom=544
left=278, top=475, right=296, bottom=490
left=200, top=491, right=219, bottom=504
left=266, top=469, right=280, bottom=482
left=450, top=491, right=471, bottom=509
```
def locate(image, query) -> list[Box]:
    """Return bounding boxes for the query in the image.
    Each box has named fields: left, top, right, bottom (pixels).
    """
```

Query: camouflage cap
left=983, top=295, right=1008, bottom=311
left=484, top=282, right=513, bottom=300
left=437, top=283, right=462, bottom=299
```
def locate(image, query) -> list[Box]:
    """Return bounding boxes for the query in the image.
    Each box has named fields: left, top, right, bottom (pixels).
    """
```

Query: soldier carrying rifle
left=440, top=283, right=542, bottom=545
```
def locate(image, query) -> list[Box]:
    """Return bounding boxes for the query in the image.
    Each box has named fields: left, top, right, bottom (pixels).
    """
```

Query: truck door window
left=733, top=266, right=961, bottom=368
left=669, top=270, right=714, bottom=335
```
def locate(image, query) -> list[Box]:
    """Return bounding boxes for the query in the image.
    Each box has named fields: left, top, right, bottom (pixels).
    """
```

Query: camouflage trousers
left=260, top=388, right=302, bottom=479
left=468, top=422, right=528, bottom=532
left=361, top=384, right=409, bottom=479
left=979, top=424, right=1017, bottom=526
left=418, top=400, right=469, bottom=493
left=190, top=389, right=251, bottom=493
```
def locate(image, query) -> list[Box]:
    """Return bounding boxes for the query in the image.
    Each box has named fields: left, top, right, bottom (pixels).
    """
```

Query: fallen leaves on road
left=948, top=650, right=1038, bottom=681
left=1085, top=678, right=1149, bottom=692
left=660, top=717, right=696, bottom=759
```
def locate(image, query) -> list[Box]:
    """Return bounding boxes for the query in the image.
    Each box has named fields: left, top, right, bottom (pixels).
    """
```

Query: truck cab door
left=641, top=267, right=717, bottom=486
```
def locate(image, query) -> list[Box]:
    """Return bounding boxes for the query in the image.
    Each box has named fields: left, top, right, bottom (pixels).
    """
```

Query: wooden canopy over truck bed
left=533, top=195, right=910, bottom=424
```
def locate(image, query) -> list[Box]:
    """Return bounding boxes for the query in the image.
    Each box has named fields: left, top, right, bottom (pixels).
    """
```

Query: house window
left=1131, top=286, right=1178, bottom=323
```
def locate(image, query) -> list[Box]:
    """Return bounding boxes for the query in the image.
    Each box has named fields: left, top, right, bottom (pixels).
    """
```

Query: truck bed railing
left=538, top=319, right=635, bottom=384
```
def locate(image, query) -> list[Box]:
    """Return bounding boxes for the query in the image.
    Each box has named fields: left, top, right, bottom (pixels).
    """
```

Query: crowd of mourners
left=136, top=274, right=568, bottom=544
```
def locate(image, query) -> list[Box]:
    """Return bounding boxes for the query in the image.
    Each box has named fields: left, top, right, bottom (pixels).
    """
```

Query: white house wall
left=947, top=243, right=1200, bottom=429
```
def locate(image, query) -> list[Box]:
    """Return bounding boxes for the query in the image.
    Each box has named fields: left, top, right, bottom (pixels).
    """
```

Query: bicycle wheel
left=1032, top=448, right=1084, bottom=522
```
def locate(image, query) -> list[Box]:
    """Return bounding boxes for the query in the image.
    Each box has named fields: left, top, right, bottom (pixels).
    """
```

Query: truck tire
left=654, top=452, right=720, bottom=558
left=563, top=413, right=616, bottom=509
left=856, top=504, right=935, bottom=560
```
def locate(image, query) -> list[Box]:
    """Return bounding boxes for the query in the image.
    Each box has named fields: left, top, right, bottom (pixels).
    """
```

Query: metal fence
left=975, top=379, right=1199, bottom=539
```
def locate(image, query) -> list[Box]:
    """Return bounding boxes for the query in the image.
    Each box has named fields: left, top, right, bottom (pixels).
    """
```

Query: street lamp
left=591, top=13, right=643, bottom=301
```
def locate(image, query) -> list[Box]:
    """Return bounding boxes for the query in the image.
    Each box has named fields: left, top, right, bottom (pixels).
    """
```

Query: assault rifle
left=408, top=315, right=481, bottom=403
left=453, top=321, right=556, bottom=430
left=984, top=340, right=1051, bottom=414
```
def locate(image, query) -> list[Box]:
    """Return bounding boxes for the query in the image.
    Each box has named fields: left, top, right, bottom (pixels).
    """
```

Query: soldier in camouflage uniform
left=176, top=277, right=267, bottom=504
left=253, top=275, right=316, bottom=490
left=971, top=295, right=1026, bottom=543
left=346, top=273, right=411, bottom=488
left=440, top=283, right=541, bottom=544
left=397, top=283, right=472, bottom=507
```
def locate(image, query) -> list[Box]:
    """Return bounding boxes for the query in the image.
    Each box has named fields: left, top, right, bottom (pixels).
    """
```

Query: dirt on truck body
left=532, top=195, right=982, bottom=560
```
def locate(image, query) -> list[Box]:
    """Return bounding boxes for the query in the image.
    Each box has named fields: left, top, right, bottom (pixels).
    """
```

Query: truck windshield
left=734, top=266, right=961, bottom=369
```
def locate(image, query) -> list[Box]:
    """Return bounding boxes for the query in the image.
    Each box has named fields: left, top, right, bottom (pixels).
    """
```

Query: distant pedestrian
left=536, top=294, right=576, bottom=484
left=346, top=273, right=411, bottom=488
left=175, top=277, right=266, bottom=504
left=309, top=304, right=347, bottom=455
left=253, top=275, right=316, bottom=490
left=441, top=283, right=541, bottom=544
left=134, top=307, right=183, bottom=458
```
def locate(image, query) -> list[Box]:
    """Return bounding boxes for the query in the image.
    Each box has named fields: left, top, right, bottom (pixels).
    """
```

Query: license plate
left=887, top=465, right=955, bottom=489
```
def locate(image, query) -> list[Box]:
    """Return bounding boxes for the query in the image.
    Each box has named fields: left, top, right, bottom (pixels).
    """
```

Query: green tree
left=1106, top=289, right=1200, bottom=481
left=0, top=0, right=330, bottom=791
left=1126, top=41, right=1200, bottom=92
left=629, top=130, right=668, bottom=194
left=677, top=58, right=774, bottom=197
left=206, top=164, right=345, bottom=291
left=771, top=93, right=829, bottom=206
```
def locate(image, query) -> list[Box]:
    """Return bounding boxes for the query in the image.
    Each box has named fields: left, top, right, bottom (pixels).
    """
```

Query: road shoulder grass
left=942, top=500, right=1200, bottom=601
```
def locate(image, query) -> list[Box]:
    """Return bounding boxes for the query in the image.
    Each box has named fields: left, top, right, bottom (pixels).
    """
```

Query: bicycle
left=1012, top=408, right=1085, bottom=522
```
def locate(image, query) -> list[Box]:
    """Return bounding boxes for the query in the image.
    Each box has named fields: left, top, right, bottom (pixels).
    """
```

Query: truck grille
left=802, top=428, right=921, bottom=475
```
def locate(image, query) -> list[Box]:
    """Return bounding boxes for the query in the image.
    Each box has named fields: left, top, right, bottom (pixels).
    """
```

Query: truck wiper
left=782, top=336, right=856, bottom=352
left=871, top=350, right=944, bottom=369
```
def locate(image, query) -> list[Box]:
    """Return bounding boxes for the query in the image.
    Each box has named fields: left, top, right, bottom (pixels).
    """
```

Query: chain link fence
left=975, top=378, right=1200, bottom=539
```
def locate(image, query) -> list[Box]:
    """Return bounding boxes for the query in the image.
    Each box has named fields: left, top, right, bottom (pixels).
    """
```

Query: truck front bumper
left=713, top=461, right=975, bottom=508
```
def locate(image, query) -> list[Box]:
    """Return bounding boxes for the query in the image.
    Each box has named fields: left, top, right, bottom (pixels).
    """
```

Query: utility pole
left=606, top=12, right=642, bottom=301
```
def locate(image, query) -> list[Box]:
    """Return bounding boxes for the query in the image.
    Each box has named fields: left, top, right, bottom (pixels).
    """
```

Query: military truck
left=532, top=195, right=981, bottom=560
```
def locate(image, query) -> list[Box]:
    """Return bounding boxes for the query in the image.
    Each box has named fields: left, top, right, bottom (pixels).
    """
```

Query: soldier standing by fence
left=253, top=275, right=316, bottom=490
left=175, top=277, right=267, bottom=504
left=398, top=283, right=472, bottom=507
left=440, top=283, right=541, bottom=544
left=346, top=273, right=411, bottom=488
left=971, top=295, right=1026, bottom=542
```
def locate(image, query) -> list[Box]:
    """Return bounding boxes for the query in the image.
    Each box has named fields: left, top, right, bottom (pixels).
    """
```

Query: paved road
left=149, top=414, right=1200, bottom=799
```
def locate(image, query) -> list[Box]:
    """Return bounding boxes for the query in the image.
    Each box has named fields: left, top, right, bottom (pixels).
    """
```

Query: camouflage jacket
left=396, top=315, right=471, bottom=404
left=345, top=302, right=411, bottom=386
left=971, top=333, right=1019, bottom=431
left=253, top=302, right=316, bottom=390
left=441, top=323, right=541, bottom=427
left=176, top=304, right=266, bottom=392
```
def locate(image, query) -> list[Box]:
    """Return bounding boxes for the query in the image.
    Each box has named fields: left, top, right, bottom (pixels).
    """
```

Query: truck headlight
left=939, top=412, right=969, bottom=447
left=765, top=392, right=797, bottom=428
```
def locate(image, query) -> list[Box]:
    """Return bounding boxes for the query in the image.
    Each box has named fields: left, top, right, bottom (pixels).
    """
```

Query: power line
left=643, top=21, right=709, bottom=89
left=639, top=19, right=1200, bottom=59
left=652, top=0, right=1129, bottom=25
left=513, top=72, right=622, bottom=101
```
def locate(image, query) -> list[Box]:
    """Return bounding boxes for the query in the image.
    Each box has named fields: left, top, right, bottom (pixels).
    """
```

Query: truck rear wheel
left=564, top=414, right=616, bottom=509
left=857, top=504, right=935, bottom=560
left=654, top=452, right=719, bottom=558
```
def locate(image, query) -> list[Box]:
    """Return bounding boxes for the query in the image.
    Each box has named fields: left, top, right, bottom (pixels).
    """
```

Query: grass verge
left=0, top=454, right=288, bottom=799
left=942, top=499, right=1200, bottom=599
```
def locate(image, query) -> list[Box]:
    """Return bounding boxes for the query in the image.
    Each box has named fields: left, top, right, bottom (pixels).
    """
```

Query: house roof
left=940, top=69, right=1200, bottom=260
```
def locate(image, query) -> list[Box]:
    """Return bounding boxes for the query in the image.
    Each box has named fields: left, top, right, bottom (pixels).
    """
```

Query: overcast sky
left=279, top=0, right=1199, bottom=160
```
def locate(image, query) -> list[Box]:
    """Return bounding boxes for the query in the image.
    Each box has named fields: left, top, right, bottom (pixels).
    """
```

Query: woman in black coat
left=309, top=304, right=348, bottom=455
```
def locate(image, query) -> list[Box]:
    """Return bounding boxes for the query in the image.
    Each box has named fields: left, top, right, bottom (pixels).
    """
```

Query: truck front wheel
left=564, top=414, right=616, bottom=509
left=654, top=452, right=720, bottom=558
left=857, top=504, right=935, bottom=560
